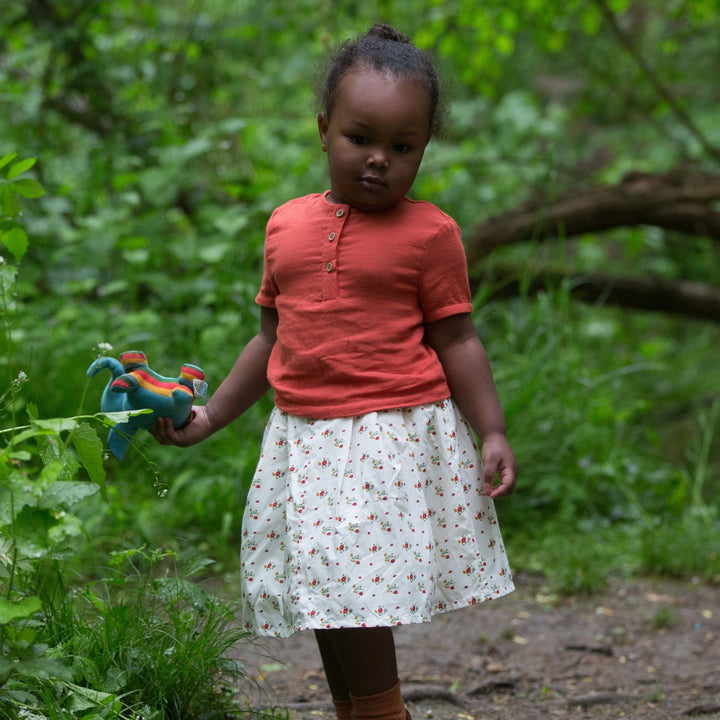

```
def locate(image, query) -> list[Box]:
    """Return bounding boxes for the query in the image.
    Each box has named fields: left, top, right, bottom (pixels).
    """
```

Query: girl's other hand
left=481, top=432, right=518, bottom=499
left=149, top=406, right=213, bottom=447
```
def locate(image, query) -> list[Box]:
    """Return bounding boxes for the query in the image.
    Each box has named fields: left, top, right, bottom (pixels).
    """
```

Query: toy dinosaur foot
left=107, top=424, right=138, bottom=461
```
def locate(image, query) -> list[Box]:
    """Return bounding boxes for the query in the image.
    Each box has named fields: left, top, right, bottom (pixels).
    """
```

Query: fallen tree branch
left=476, top=266, right=720, bottom=322
left=466, top=171, right=720, bottom=264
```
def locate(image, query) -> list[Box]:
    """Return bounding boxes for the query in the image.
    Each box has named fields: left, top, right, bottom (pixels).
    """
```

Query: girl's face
left=318, top=68, right=431, bottom=211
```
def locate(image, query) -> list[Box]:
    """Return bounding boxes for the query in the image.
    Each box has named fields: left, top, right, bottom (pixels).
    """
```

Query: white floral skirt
left=240, top=400, right=514, bottom=637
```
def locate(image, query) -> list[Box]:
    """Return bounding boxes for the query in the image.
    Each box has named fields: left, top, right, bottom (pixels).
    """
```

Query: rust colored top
left=256, top=192, right=472, bottom=418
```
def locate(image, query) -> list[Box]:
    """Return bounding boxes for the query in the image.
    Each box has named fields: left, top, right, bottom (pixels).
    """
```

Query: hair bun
left=366, top=22, right=411, bottom=44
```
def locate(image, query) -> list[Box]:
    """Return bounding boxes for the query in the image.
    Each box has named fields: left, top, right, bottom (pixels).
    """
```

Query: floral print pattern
left=240, top=400, right=514, bottom=637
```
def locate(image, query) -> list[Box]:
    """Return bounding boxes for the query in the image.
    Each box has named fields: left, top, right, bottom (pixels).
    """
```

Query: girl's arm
left=424, top=312, right=517, bottom=498
left=150, top=306, right=278, bottom=447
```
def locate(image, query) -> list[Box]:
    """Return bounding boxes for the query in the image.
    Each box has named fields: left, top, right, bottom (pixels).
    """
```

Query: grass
left=476, top=288, right=720, bottom=591
left=39, top=549, right=259, bottom=720
left=650, top=605, right=678, bottom=631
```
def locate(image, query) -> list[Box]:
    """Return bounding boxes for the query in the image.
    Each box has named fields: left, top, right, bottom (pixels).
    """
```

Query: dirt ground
left=233, top=573, right=720, bottom=720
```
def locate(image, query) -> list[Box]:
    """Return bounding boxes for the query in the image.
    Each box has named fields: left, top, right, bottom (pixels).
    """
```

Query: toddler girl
left=152, top=22, right=517, bottom=720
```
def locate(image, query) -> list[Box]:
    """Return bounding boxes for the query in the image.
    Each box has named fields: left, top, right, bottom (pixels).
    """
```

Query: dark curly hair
left=317, top=23, right=446, bottom=138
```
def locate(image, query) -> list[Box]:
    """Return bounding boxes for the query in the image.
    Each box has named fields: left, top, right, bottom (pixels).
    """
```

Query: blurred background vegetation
left=2, top=0, right=719, bottom=598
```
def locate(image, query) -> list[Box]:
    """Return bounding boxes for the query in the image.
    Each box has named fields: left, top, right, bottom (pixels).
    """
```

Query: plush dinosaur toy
left=87, top=350, right=207, bottom=460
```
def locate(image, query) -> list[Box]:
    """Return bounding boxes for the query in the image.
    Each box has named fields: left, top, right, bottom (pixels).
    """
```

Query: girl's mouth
left=360, top=175, right=385, bottom=190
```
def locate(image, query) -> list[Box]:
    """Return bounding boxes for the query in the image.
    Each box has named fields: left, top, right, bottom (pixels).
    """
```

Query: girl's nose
left=367, top=147, right=388, bottom=169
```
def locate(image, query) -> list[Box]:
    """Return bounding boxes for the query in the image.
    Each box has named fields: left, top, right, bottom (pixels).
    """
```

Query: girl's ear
left=318, top=112, right=329, bottom=144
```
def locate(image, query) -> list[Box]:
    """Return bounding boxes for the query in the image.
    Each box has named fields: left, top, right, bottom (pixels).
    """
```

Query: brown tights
left=314, top=627, right=407, bottom=720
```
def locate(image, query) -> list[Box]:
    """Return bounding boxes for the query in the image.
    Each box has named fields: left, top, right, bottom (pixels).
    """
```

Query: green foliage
left=0, top=394, right=261, bottom=718
left=0, top=167, right=117, bottom=712
left=0, top=158, right=263, bottom=719
left=638, top=399, right=720, bottom=580
left=0, top=546, right=256, bottom=719
left=650, top=604, right=678, bottom=631
left=0, top=402, right=112, bottom=711
left=479, top=285, right=720, bottom=588
left=52, top=549, right=253, bottom=720
left=0, top=154, right=45, bottom=263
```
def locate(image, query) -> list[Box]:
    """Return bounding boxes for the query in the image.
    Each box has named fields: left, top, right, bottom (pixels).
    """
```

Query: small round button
left=336, top=208, right=345, bottom=218
left=328, top=232, right=336, bottom=242
left=326, top=262, right=334, bottom=272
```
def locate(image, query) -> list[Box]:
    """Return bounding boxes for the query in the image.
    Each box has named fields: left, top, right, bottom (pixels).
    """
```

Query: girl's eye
left=394, top=144, right=411, bottom=154
left=349, top=135, right=368, bottom=145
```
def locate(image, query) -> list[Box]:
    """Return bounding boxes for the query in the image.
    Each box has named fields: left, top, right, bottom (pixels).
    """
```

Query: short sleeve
left=255, top=261, right=278, bottom=308
left=255, top=211, right=280, bottom=308
left=418, top=218, right=472, bottom=323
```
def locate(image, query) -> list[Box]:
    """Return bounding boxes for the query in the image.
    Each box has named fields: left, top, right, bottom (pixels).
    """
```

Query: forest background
left=1, top=0, right=719, bottom=718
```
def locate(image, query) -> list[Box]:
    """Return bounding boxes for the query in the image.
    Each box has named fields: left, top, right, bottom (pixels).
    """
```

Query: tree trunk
left=466, top=171, right=720, bottom=264
left=465, top=171, right=720, bottom=321
left=478, top=266, right=720, bottom=322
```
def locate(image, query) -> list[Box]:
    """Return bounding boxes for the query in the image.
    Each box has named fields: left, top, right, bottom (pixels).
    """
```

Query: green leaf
left=11, top=177, right=46, bottom=198
left=7, top=157, right=36, bottom=180
left=0, top=184, right=20, bottom=218
left=0, top=225, right=28, bottom=262
left=71, top=422, right=108, bottom=500
left=33, top=417, right=81, bottom=433
left=608, top=0, right=630, bottom=11
left=40, top=480, right=99, bottom=510
left=38, top=458, right=65, bottom=489
left=494, top=33, right=514, bottom=55
left=95, top=408, right=152, bottom=426
left=4, top=425, right=48, bottom=446
left=181, top=555, right=216, bottom=578
left=7, top=450, right=32, bottom=461
left=0, top=263, right=17, bottom=290
left=65, top=681, right=121, bottom=712
left=0, top=153, right=17, bottom=172
left=0, top=596, right=42, bottom=624
left=0, top=653, right=73, bottom=681
left=581, top=7, right=602, bottom=35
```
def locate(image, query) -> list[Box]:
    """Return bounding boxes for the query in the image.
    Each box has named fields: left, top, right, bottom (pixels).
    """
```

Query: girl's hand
left=149, top=406, right=213, bottom=447
left=425, top=314, right=518, bottom=499
left=481, top=432, right=518, bottom=499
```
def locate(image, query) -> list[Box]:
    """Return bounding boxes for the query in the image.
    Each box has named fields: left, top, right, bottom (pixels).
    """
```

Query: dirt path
left=233, top=574, right=720, bottom=720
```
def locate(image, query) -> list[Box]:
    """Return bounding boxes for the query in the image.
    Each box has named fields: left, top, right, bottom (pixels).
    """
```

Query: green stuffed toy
left=87, top=350, right=207, bottom=460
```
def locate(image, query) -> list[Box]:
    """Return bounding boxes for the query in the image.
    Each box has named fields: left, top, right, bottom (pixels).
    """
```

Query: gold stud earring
left=321, top=144, right=327, bottom=152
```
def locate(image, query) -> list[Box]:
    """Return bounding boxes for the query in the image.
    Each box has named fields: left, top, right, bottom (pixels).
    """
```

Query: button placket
left=321, top=206, right=348, bottom=299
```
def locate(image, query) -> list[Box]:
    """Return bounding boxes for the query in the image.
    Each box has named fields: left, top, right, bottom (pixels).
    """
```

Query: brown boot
left=350, top=681, right=407, bottom=720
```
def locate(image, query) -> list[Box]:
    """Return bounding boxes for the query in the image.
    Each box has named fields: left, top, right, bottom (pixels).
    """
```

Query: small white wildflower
left=153, top=476, right=169, bottom=498
left=0, top=255, right=5, bottom=265
left=96, top=341, right=113, bottom=355
left=13, top=370, right=28, bottom=386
